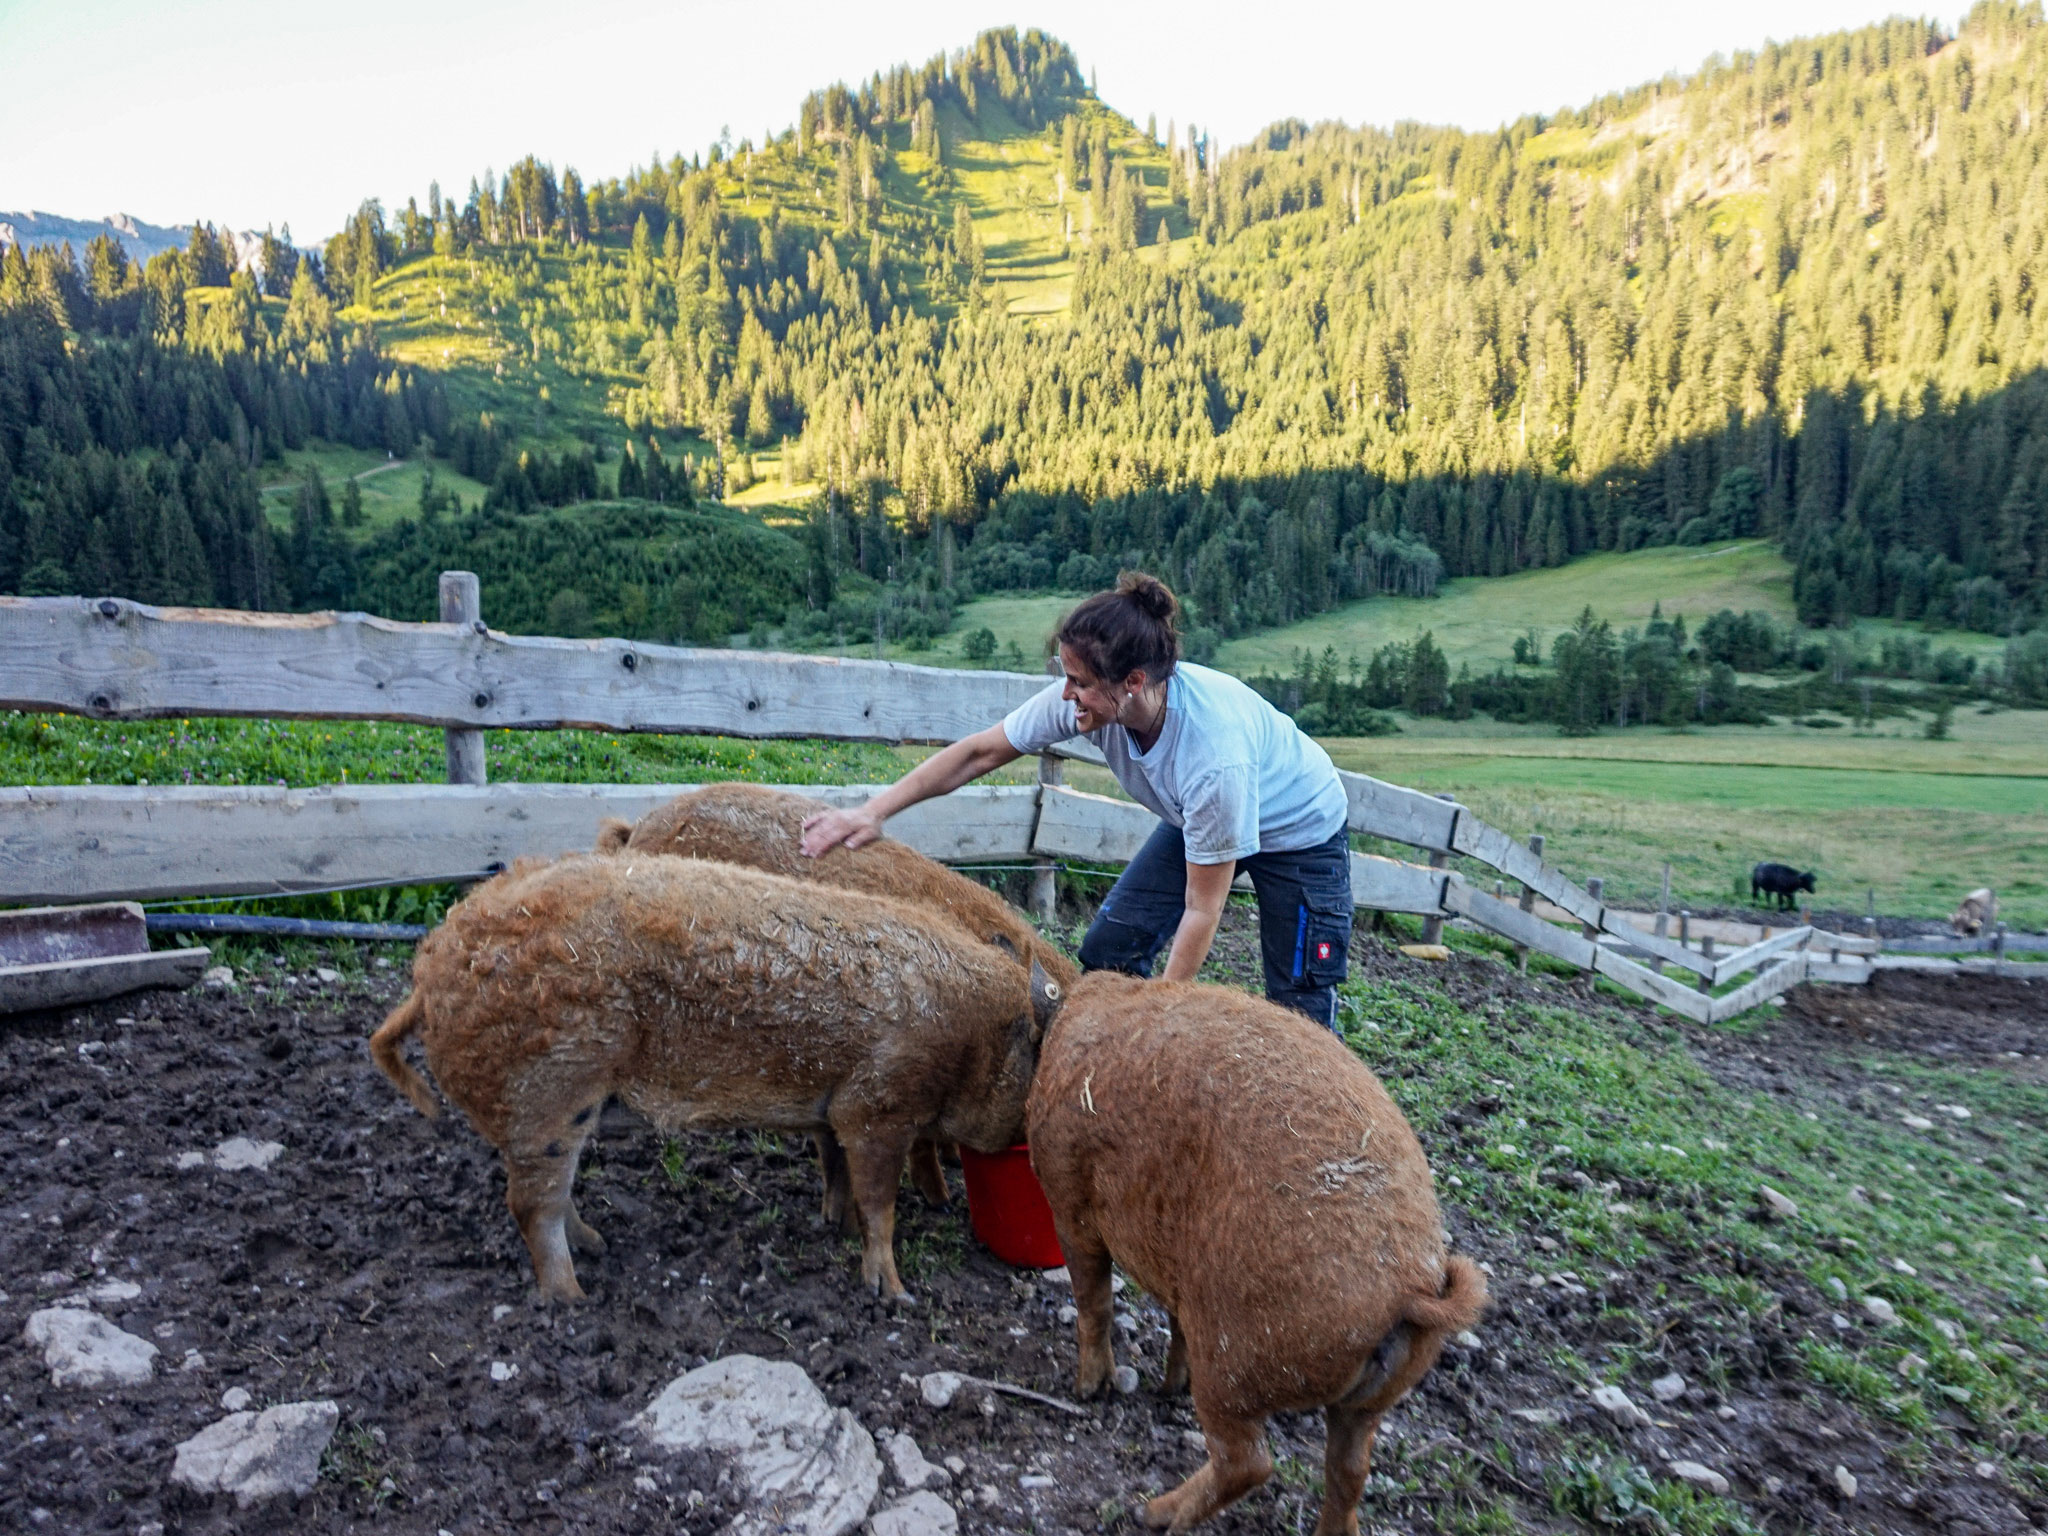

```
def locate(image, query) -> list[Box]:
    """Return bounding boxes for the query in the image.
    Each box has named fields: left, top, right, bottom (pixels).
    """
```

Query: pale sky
left=1, top=0, right=1949, bottom=241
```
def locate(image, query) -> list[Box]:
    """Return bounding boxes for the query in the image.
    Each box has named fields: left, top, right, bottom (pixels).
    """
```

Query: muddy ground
left=3, top=914, right=2044, bottom=1536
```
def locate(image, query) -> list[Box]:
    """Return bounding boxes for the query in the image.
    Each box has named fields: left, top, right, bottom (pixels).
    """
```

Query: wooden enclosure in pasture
left=1, top=581, right=1912, bottom=1025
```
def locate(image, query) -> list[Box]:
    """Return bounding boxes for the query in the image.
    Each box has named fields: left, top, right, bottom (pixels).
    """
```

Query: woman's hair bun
left=1116, top=570, right=1178, bottom=623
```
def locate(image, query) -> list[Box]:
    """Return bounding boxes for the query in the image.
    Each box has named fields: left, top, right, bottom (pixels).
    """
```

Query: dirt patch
left=1779, top=971, right=2048, bottom=1070
left=1, top=916, right=2040, bottom=1535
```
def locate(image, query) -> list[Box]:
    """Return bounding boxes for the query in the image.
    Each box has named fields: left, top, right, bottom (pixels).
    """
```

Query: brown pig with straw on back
left=596, top=782, right=1079, bottom=1219
left=1027, top=973, right=1485, bottom=1536
left=370, top=851, right=1061, bottom=1303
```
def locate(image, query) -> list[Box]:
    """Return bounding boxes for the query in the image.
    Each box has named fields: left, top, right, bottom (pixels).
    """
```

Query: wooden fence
left=1, top=585, right=1895, bottom=1024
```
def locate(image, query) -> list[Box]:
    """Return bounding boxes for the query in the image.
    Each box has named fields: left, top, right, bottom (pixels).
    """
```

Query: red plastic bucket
left=956, top=1144, right=1065, bottom=1268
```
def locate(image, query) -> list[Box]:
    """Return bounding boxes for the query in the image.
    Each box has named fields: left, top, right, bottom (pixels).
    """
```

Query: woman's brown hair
left=1055, top=571, right=1181, bottom=685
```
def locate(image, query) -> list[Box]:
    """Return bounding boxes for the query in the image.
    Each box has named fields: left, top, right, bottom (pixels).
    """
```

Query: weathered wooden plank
left=1591, top=946, right=1715, bottom=1022
left=0, top=595, right=1067, bottom=745
left=1444, top=876, right=1597, bottom=969
left=0, top=946, right=211, bottom=1015
left=1350, top=854, right=1448, bottom=917
left=1805, top=958, right=1874, bottom=985
left=0, top=782, right=1041, bottom=905
left=1708, top=955, right=1811, bottom=1022
left=1338, top=771, right=1461, bottom=852
left=1030, top=787, right=1159, bottom=865
left=1462, top=826, right=1605, bottom=929
left=1708, top=925, right=1814, bottom=987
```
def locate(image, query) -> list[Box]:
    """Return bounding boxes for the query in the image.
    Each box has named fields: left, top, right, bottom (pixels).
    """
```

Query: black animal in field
left=1751, top=862, right=1816, bottom=910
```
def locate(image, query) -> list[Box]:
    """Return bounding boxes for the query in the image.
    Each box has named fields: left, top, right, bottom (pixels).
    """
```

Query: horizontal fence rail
left=0, top=584, right=1989, bottom=1022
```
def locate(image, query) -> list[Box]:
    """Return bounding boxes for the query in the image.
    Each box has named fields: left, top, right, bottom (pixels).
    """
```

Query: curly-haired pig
left=596, top=782, right=1079, bottom=1217
left=1026, top=973, right=1486, bottom=1536
left=371, top=852, right=1061, bottom=1303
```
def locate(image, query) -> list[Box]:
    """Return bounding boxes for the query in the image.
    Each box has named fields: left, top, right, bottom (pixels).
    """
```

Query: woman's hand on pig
left=801, top=806, right=882, bottom=858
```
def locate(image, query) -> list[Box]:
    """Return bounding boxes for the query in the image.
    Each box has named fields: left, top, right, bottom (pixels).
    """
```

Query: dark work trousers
left=1077, top=821, right=1353, bottom=1031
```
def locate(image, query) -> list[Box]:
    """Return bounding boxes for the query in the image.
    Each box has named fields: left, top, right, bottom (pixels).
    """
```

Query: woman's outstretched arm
left=799, top=723, right=1025, bottom=856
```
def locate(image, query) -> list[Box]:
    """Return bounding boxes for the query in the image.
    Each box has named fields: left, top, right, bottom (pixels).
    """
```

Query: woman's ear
left=1123, top=668, right=1152, bottom=693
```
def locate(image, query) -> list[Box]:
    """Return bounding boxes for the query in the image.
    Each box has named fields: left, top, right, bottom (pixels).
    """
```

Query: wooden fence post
left=1031, top=754, right=1062, bottom=925
left=1420, top=794, right=1456, bottom=945
left=1581, top=876, right=1602, bottom=972
left=439, top=571, right=486, bottom=787
left=1696, top=934, right=1716, bottom=993
left=1514, top=832, right=1545, bottom=974
left=1994, top=921, right=2009, bottom=976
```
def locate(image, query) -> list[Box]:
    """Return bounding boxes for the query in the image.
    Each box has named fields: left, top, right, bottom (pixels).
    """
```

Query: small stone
left=1825, top=1276, right=1848, bottom=1301
left=1018, top=1475, right=1055, bottom=1490
left=1833, top=1465, right=1858, bottom=1498
left=885, top=1431, right=948, bottom=1490
left=1975, top=1460, right=1998, bottom=1480
left=1896, top=1352, right=1926, bottom=1378
left=1764, top=1475, right=1784, bottom=1496
left=490, top=1360, right=518, bottom=1382
left=919, top=1371, right=963, bottom=1409
left=211, top=1137, right=283, bottom=1172
left=202, top=966, right=233, bottom=989
left=1649, top=1372, right=1686, bottom=1403
left=1496, top=1143, right=1519, bottom=1157
left=2029, top=1255, right=2046, bottom=1277
left=315, top=967, right=340, bottom=984
left=1938, top=1103, right=1971, bottom=1120
left=181, top=1350, right=207, bottom=1372
left=870, top=1491, right=959, bottom=1536
left=1890, top=1258, right=1916, bottom=1276
left=173, top=1151, right=207, bottom=1171
left=222, top=1386, right=253, bottom=1412
left=170, top=1400, right=340, bottom=1507
left=1667, top=1461, right=1730, bottom=1497
left=23, top=1308, right=157, bottom=1387
left=1716, top=1405, right=1737, bottom=1421
left=84, top=1278, right=140, bottom=1304
left=1758, top=1185, right=1799, bottom=1220
left=1590, top=1384, right=1650, bottom=1428
left=1452, top=1330, right=1482, bottom=1351
left=1056, top=1305, right=1077, bottom=1325
left=492, top=1304, right=513, bottom=1322
left=1535, top=1235, right=1559, bottom=1252
left=974, top=1485, right=998, bottom=1509
left=1039, top=1267, right=1069, bottom=1285
left=1509, top=1407, right=1560, bottom=1425
left=1110, top=1365, right=1140, bottom=1395
left=1182, top=1429, right=1207, bottom=1448
left=2001, top=1193, right=2027, bottom=1210
left=635, top=1473, right=660, bottom=1494
left=942, top=1457, right=965, bottom=1477
left=1832, top=1313, right=1851, bottom=1330
left=1862, top=1296, right=1898, bottom=1325
left=1932, top=1318, right=1960, bottom=1343
left=1902, top=1114, right=1934, bottom=1130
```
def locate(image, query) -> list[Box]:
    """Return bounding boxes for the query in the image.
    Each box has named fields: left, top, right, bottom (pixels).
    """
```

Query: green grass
left=1323, top=710, right=2048, bottom=926
left=1210, top=543, right=2005, bottom=676
left=1345, top=967, right=2048, bottom=1471
left=258, top=444, right=491, bottom=533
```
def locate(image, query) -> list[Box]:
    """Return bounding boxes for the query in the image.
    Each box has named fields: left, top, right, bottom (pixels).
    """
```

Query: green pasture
left=1210, top=543, right=2004, bottom=675
left=257, top=445, right=490, bottom=533
left=1325, top=720, right=2048, bottom=927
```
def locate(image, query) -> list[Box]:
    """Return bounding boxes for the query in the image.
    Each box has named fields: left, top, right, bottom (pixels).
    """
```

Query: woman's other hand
left=800, top=805, right=884, bottom=858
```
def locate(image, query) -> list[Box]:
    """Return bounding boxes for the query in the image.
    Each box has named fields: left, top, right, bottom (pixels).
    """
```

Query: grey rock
left=1833, top=1464, right=1858, bottom=1498
left=1509, top=1407, right=1561, bottom=1425
left=1649, top=1372, right=1686, bottom=1403
left=1110, top=1365, right=1140, bottom=1395
left=634, top=1355, right=880, bottom=1536
left=1758, top=1185, right=1799, bottom=1220
left=1862, top=1296, right=1898, bottom=1325
left=869, top=1491, right=958, bottom=1536
left=23, top=1307, right=157, bottom=1388
left=1590, top=1384, right=1650, bottom=1428
left=170, top=1400, right=340, bottom=1507
left=202, top=966, right=234, bottom=989
left=1825, top=1276, right=1849, bottom=1301
left=919, top=1371, right=963, bottom=1409
left=941, top=1456, right=966, bottom=1477
left=314, top=967, right=340, bottom=984
left=1452, top=1330, right=1482, bottom=1350
left=1668, top=1460, right=1730, bottom=1496
left=212, top=1137, right=283, bottom=1172
left=1018, top=1475, right=1055, bottom=1490
left=1056, top=1305, right=1077, bottom=1325
left=221, top=1387, right=253, bottom=1412
left=885, top=1432, right=948, bottom=1490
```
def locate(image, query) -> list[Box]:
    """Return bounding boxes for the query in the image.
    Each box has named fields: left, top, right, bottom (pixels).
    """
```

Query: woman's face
left=1058, top=644, right=1147, bottom=732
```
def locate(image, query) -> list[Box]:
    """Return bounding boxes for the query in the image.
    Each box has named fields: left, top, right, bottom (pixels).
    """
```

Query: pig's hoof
left=568, top=1219, right=606, bottom=1256
left=1138, top=1493, right=1182, bottom=1530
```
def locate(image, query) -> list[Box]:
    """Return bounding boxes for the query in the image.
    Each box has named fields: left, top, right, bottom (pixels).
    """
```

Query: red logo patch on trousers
left=1316, top=941, right=1332, bottom=961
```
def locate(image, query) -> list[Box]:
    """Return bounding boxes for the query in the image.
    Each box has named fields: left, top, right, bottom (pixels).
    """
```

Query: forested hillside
left=6, top=9, right=2048, bottom=650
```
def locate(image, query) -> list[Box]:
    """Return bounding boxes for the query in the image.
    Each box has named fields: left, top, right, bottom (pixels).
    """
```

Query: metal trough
left=0, top=902, right=210, bottom=1015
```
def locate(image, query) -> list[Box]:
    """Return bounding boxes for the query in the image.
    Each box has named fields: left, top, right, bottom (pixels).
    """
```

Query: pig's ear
left=595, top=819, right=633, bottom=854
left=989, top=931, right=1020, bottom=960
left=1029, top=958, right=1063, bottom=1035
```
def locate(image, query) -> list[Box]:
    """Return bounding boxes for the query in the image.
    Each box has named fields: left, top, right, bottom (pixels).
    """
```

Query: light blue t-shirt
left=1002, top=662, right=1349, bottom=865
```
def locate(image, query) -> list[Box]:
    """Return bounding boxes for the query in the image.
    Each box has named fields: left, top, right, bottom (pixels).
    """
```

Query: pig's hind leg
left=1162, top=1313, right=1190, bottom=1395
left=1065, top=1238, right=1117, bottom=1396
left=1141, top=1413, right=1273, bottom=1532
left=503, top=1112, right=602, bottom=1303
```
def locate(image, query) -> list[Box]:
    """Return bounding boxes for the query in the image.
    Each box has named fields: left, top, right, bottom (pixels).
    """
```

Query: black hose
left=146, top=913, right=427, bottom=942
